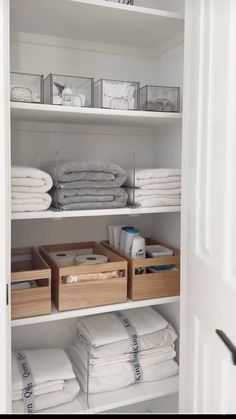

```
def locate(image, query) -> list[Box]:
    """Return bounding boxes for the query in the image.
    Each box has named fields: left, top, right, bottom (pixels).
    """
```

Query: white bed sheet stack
left=69, top=307, right=179, bottom=396
left=11, top=166, right=53, bottom=212
left=125, top=168, right=181, bottom=208
left=12, top=348, right=80, bottom=413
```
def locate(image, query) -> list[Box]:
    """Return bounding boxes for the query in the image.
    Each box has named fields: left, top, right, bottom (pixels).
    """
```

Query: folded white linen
left=71, top=343, right=176, bottom=377
left=12, top=349, right=75, bottom=393
left=11, top=166, right=53, bottom=193
left=126, top=188, right=181, bottom=199
left=71, top=355, right=178, bottom=394
left=125, top=169, right=181, bottom=188
left=133, top=197, right=181, bottom=207
left=76, top=341, right=176, bottom=367
left=77, top=308, right=168, bottom=348
left=79, top=324, right=177, bottom=359
left=12, top=380, right=64, bottom=401
left=11, top=192, right=52, bottom=212
left=12, top=379, right=80, bottom=413
left=139, top=181, right=181, bottom=190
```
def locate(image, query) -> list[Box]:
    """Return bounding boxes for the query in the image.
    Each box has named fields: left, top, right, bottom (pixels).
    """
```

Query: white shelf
left=11, top=102, right=182, bottom=127
left=79, top=376, right=179, bottom=413
left=11, top=0, right=184, bottom=50
left=11, top=206, right=181, bottom=221
left=11, top=296, right=180, bottom=327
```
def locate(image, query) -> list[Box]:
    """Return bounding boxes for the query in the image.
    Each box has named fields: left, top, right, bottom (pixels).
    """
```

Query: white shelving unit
left=11, top=102, right=182, bottom=127
left=10, top=0, right=184, bottom=50
left=9, top=0, right=184, bottom=414
left=12, top=296, right=180, bottom=327
left=11, top=206, right=181, bottom=220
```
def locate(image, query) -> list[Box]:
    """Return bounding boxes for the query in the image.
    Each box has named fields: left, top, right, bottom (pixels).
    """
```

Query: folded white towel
left=12, top=379, right=80, bottom=413
left=71, top=356, right=178, bottom=394
left=71, top=343, right=176, bottom=377
left=127, top=189, right=181, bottom=197
left=12, top=349, right=75, bottom=393
left=132, top=197, right=181, bottom=208
left=11, top=192, right=52, bottom=212
left=12, top=380, right=64, bottom=401
left=125, top=169, right=181, bottom=188
left=79, top=324, right=177, bottom=359
left=139, top=181, right=181, bottom=190
left=11, top=166, right=53, bottom=193
left=77, top=308, right=168, bottom=349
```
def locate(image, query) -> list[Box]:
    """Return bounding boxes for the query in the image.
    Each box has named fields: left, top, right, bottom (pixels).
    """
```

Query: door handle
left=216, top=329, right=236, bottom=366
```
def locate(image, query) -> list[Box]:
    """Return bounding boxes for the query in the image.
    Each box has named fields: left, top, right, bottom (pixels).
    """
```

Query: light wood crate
left=11, top=248, right=51, bottom=319
left=101, top=238, right=180, bottom=301
left=39, top=242, right=128, bottom=311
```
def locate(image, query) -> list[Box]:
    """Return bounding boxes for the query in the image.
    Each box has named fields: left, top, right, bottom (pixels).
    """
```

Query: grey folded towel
left=46, top=161, right=127, bottom=189
left=51, top=188, right=128, bottom=211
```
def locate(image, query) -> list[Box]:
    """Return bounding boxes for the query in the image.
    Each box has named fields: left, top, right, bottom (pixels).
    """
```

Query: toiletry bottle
left=131, top=236, right=146, bottom=274
left=120, top=226, right=135, bottom=251
left=123, top=228, right=140, bottom=256
left=62, top=83, right=73, bottom=106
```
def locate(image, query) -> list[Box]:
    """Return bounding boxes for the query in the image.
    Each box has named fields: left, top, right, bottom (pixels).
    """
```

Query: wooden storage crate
left=39, top=242, right=128, bottom=311
left=102, top=238, right=180, bottom=301
left=11, top=248, right=51, bottom=319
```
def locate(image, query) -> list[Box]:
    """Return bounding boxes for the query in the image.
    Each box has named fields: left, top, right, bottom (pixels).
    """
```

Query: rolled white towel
left=11, top=166, right=53, bottom=193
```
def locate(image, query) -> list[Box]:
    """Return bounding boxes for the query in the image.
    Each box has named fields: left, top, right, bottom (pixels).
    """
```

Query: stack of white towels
left=12, top=348, right=80, bottom=413
left=125, top=168, right=181, bottom=208
left=69, top=307, right=178, bottom=396
left=11, top=166, right=53, bottom=212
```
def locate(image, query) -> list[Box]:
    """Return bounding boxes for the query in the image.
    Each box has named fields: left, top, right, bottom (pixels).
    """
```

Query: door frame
left=0, top=0, right=11, bottom=413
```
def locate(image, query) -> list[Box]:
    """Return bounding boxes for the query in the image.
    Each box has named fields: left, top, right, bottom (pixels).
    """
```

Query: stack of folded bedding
left=125, top=168, right=181, bottom=207
left=68, top=307, right=178, bottom=395
left=12, top=348, right=80, bottom=413
left=46, top=161, right=128, bottom=211
left=11, top=166, right=53, bottom=212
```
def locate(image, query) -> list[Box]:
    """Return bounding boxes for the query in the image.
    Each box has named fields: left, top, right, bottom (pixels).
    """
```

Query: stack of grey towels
left=68, top=307, right=179, bottom=395
left=46, top=161, right=128, bottom=211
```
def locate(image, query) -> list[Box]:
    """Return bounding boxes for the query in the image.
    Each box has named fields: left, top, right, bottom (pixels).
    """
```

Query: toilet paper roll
left=49, top=251, right=77, bottom=267
left=75, top=254, right=108, bottom=266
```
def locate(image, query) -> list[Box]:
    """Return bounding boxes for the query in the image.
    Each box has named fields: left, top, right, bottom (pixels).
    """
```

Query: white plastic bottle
left=123, top=228, right=140, bottom=256
left=131, top=236, right=146, bottom=274
left=62, top=83, right=73, bottom=106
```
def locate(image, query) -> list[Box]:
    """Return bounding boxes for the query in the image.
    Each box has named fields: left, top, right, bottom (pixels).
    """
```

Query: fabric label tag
left=15, top=352, right=35, bottom=414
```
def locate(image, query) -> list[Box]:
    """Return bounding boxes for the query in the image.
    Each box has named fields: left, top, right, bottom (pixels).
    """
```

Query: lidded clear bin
left=10, top=72, right=43, bottom=103
left=139, top=85, right=180, bottom=112
left=44, top=74, right=94, bottom=107
left=94, top=79, right=140, bottom=110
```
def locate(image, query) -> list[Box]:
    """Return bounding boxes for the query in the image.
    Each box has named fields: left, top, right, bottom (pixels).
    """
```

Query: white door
left=180, top=0, right=236, bottom=414
left=0, top=0, right=11, bottom=414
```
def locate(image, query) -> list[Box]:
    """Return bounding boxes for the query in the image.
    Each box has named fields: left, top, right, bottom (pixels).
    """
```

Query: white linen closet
left=0, top=0, right=236, bottom=414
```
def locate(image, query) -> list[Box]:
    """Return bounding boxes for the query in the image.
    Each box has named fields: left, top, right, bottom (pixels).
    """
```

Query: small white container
left=119, top=226, right=134, bottom=252
left=62, top=84, right=73, bottom=106
left=123, top=228, right=140, bottom=256
left=131, top=236, right=146, bottom=274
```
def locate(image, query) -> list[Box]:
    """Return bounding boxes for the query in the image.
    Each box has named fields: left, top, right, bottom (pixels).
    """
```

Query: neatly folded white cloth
left=11, top=166, right=53, bottom=193
left=12, top=379, right=80, bottom=413
left=12, top=349, right=75, bottom=393
left=139, top=181, right=181, bottom=190
left=128, top=194, right=181, bottom=207
left=71, top=342, right=176, bottom=376
left=77, top=308, right=168, bottom=348
left=125, top=168, right=181, bottom=188
left=126, top=188, right=181, bottom=197
left=12, top=380, right=64, bottom=401
left=71, top=355, right=178, bottom=394
left=79, top=324, right=177, bottom=359
left=11, top=192, right=52, bottom=212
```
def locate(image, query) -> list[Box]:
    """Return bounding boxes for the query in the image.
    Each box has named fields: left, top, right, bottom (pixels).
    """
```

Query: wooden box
left=102, top=238, right=180, bottom=301
left=11, top=248, right=51, bottom=319
left=39, top=242, right=128, bottom=311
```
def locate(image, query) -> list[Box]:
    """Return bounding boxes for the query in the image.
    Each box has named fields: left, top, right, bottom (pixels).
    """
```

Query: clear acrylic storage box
left=94, top=79, right=140, bottom=110
left=44, top=74, right=94, bottom=107
left=139, top=85, right=180, bottom=112
left=10, top=72, right=43, bottom=103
